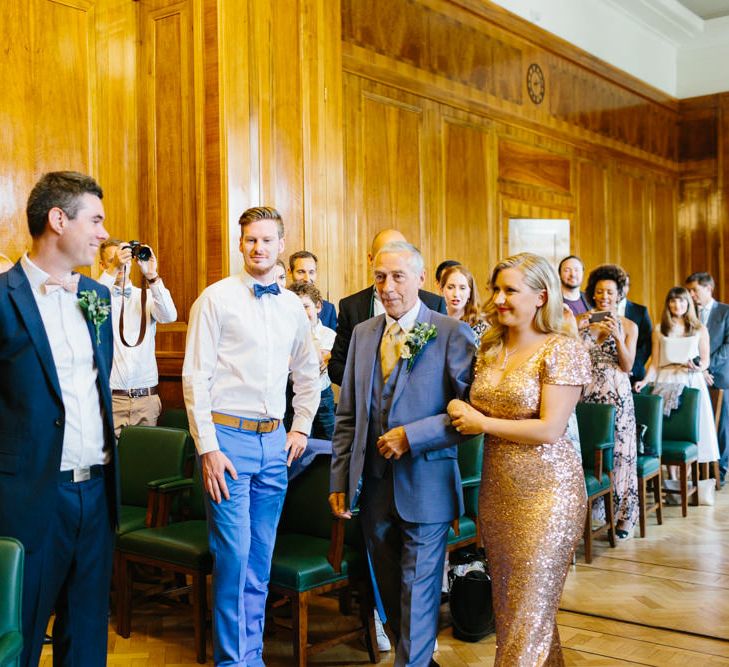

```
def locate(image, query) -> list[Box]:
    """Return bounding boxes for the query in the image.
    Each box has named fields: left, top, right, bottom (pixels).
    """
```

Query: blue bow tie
left=253, top=283, right=281, bottom=298
left=113, top=286, right=132, bottom=299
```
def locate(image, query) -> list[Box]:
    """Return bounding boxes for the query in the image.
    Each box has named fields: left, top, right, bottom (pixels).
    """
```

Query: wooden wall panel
left=342, top=0, right=678, bottom=164
left=576, top=159, right=608, bottom=270
left=653, top=181, right=678, bottom=309
left=343, top=76, right=427, bottom=293
left=138, top=0, right=200, bottom=364
left=0, top=0, right=139, bottom=269
left=441, top=116, right=495, bottom=296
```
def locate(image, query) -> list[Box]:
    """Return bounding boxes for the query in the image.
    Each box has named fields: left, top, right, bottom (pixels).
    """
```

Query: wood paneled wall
left=3, top=0, right=727, bottom=406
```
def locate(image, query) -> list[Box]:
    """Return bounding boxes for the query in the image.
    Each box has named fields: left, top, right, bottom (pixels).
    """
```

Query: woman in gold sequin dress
left=448, top=253, right=591, bottom=666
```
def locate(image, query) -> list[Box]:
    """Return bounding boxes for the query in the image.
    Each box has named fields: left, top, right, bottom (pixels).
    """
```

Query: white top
left=658, top=333, right=699, bottom=366
left=182, top=270, right=321, bottom=455
left=373, top=286, right=385, bottom=317
left=312, top=320, right=336, bottom=390
left=698, top=299, right=715, bottom=326
left=98, top=272, right=177, bottom=390
left=21, top=255, right=108, bottom=469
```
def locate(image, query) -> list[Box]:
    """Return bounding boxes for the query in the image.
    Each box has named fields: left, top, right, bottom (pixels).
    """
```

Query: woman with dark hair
left=635, top=287, right=719, bottom=466
left=448, top=253, right=591, bottom=666
left=581, top=264, right=639, bottom=539
left=439, top=264, right=487, bottom=344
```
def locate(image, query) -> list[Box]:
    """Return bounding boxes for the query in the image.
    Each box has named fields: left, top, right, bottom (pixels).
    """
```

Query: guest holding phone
left=581, top=264, right=639, bottom=539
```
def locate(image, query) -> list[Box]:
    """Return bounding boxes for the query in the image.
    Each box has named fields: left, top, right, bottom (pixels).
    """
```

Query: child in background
left=288, top=281, right=336, bottom=439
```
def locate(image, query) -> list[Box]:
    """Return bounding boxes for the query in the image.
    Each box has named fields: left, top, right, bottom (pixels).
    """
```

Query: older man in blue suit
left=0, top=172, right=118, bottom=666
left=686, top=272, right=729, bottom=485
left=330, top=241, right=476, bottom=666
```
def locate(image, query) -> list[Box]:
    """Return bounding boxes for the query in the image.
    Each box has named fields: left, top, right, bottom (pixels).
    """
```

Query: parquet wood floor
left=40, top=488, right=729, bottom=665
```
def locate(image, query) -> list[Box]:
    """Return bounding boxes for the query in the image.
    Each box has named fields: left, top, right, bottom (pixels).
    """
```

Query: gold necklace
left=500, top=345, right=518, bottom=370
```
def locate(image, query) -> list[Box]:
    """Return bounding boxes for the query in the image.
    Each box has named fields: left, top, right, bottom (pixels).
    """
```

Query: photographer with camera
left=99, top=238, right=177, bottom=437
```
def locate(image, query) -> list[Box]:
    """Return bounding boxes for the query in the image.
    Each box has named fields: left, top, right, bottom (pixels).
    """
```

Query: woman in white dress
left=635, top=287, right=720, bottom=467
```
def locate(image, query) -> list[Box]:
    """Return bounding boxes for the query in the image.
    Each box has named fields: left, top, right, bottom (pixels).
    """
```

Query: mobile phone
left=589, top=310, right=610, bottom=323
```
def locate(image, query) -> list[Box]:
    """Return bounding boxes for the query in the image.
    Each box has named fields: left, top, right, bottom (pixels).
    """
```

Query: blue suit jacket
left=625, top=300, right=652, bottom=381
left=0, top=262, right=119, bottom=552
left=330, top=303, right=476, bottom=524
left=707, top=301, right=729, bottom=389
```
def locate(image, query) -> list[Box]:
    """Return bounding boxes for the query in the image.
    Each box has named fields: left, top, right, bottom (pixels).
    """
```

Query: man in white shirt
left=98, top=239, right=177, bottom=436
left=0, top=171, right=118, bottom=666
left=183, top=206, right=320, bottom=666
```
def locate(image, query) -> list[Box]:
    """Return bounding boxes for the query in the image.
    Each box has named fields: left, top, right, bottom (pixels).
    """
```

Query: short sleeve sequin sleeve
left=542, top=335, right=592, bottom=386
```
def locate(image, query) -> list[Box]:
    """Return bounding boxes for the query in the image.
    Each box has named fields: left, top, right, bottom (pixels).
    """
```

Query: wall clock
left=527, top=63, right=545, bottom=105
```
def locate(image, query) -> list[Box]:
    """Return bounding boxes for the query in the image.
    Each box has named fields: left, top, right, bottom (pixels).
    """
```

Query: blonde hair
left=478, top=253, right=564, bottom=367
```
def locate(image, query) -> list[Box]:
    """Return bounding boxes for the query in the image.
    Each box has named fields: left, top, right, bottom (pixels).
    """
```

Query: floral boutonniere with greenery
left=78, top=290, right=111, bottom=345
left=401, top=322, right=438, bottom=372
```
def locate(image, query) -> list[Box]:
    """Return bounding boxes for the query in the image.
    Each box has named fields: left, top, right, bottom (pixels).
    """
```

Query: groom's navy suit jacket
left=330, top=303, right=476, bottom=524
left=0, top=262, right=119, bottom=553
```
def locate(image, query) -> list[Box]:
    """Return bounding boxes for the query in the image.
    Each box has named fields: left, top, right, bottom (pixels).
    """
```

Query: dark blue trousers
left=20, top=476, right=113, bottom=666
left=360, top=470, right=449, bottom=667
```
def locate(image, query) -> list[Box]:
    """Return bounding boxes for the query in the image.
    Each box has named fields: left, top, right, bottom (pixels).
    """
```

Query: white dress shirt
left=312, top=320, right=336, bottom=390
left=699, top=298, right=715, bottom=326
left=384, top=298, right=422, bottom=334
left=21, top=255, right=108, bottom=469
left=98, top=272, right=177, bottom=390
left=182, top=270, right=321, bottom=455
left=373, top=286, right=385, bottom=317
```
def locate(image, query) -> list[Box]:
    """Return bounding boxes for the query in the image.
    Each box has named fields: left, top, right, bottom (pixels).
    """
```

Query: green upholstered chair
left=447, top=435, right=483, bottom=553
left=0, top=537, right=24, bottom=667
left=115, top=466, right=211, bottom=664
left=269, top=455, right=378, bottom=667
left=632, top=393, right=664, bottom=537
left=654, top=386, right=700, bottom=517
left=157, top=409, right=196, bottom=474
left=116, top=425, right=191, bottom=537
left=576, top=402, right=616, bottom=563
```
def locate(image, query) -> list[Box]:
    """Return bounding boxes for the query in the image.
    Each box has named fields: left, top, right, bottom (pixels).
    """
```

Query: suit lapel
left=359, top=315, right=385, bottom=419
left=7, top=265, right=64, bottom=403
left=391, top=303, right=432, bottom=410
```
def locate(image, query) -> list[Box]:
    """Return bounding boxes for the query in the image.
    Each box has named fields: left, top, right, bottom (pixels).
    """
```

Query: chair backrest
left=575, top=402, right=616, bottom=472
left=118, top=426, right=190, bottom=507
left=157, top=409, right=196, bottom=461
left=662, top=387, right=700, bottom=443
left=632, top=392, right=663, bottom=458
left=0, top=537, right=24, bottom=645
left=457, top=435, right=483, bottom=484
left=279, top=455, right=342, bottom=542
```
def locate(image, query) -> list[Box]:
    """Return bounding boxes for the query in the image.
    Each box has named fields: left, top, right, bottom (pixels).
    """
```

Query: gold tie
left=380, top=322, right=405, bottom=383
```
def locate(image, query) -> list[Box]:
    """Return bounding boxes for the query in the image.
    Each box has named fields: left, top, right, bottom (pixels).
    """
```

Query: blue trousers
left=205, top=424, right=288, bottom=666
left=360, top=471, right=450, bottom=667
left=21, top=476, right=113, bottom=667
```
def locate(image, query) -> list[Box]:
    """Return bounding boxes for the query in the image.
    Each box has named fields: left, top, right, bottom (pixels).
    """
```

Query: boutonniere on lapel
left=78, top=290, right=111, bottom=345
left=401, top=322, right=437, bottom=371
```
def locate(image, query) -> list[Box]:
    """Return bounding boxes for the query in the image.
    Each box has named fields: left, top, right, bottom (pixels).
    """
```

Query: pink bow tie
left=42, top=273, right=80, bottom=295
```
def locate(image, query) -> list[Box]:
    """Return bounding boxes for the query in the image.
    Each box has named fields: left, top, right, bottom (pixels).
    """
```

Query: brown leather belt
left=211, top=412, right=280, bottom=434
left=112, top=386, right=159, bottom=398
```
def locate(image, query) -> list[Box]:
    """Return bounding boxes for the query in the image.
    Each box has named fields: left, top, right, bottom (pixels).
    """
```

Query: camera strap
left=118, top=267, right=148, bottom=348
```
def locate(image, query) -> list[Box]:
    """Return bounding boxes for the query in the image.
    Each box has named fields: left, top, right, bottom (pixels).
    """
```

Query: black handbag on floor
left=448, top=547, right=495, bottom=642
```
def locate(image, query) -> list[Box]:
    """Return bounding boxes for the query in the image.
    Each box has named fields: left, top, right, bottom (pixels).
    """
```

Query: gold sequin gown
left=470, top=335, right=592, bottom=666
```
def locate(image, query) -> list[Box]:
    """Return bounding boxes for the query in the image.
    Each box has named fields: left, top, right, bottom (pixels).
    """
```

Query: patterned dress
left=580, top=329, right=639, bottom=531
left=470, top=335, right=591, bottom=666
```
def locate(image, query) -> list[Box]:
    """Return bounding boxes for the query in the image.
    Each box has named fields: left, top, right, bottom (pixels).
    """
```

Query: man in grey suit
left=329, top=241, right=476, bottom=666
left=686, top=272, right=729, bottom=484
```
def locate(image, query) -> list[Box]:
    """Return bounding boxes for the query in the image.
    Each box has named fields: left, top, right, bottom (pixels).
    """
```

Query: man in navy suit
left=686, top=272, right=729, bottom=484
left=0, top=172, right=118, bottom=666
left=330, top=241, right=475, bottom=666
left=619, top=274, right=653, bottom=385
left=329, top=230, right=446, bottom=386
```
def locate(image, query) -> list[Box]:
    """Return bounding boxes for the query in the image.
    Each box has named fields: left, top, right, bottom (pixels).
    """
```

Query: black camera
left=124, top=240, right=152, bottom=262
